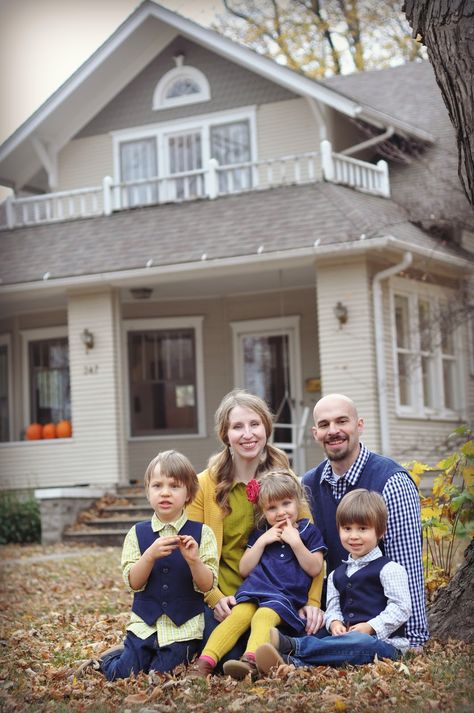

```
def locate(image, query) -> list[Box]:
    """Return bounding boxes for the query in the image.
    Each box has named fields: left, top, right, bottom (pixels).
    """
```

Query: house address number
left=84, top=364, right=99, bottom=375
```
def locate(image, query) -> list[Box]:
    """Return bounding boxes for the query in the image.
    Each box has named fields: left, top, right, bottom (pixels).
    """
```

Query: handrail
left=0, top=141, right=390, bottom=230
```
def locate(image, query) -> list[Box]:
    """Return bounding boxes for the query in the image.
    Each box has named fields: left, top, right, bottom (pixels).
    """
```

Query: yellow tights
left=201, top=602, right=281, bottom=664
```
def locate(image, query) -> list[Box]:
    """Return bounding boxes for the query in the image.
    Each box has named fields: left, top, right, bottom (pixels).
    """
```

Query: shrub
left=405, top=426, right=474, bottom=599
left=0, top=492, right=41, bottom=544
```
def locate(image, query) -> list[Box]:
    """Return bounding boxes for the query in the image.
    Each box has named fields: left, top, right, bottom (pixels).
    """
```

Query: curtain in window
left=167, top=132, right=203, bottom=200
left=211, top=121, right=252, bottom=194
left=120, top=138, right=158, bottom=207
left=29, top=338, right=71, bottom=424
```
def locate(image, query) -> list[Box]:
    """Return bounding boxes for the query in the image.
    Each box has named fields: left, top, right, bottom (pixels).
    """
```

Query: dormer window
left=153, top=55, right=210, bottom=110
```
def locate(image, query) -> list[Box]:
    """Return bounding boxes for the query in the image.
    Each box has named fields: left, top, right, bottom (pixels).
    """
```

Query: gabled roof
left=0, top=0, right=433, bottom=191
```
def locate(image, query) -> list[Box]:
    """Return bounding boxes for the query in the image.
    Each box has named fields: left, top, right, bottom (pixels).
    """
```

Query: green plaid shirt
left=122, top=511, right=218, bottom=645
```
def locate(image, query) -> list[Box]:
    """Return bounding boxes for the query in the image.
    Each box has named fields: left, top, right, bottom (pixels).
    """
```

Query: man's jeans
left=289, top=630, right=399, bottom=668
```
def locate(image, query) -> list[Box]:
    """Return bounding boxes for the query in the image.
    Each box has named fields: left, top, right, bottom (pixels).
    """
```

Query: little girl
left=191, top=469, right=326, bottom=680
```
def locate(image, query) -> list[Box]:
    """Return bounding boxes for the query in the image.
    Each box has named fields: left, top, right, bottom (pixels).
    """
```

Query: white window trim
left=153, top=65, right=211, bottom=110
left=123, top=316, right=206, bottom=440
left=112, top=106, right=258, bottom=183
left=0, top=334, right=13, bottom=441
left=389, top=279, right=465, bottom=420
left=21, top=326, right=68, bottom=428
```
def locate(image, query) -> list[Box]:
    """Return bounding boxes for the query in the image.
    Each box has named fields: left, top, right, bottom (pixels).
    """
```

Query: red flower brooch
left=246, top=479, right=260, bottom=504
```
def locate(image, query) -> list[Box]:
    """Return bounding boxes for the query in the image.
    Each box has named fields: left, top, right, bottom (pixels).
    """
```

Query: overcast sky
left=0, top=0, right=222, bottom=143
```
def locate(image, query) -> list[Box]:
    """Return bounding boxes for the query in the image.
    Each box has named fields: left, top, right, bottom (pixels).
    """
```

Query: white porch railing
left=0, top=141, right=391, bottom=230
left=320, top=139, right=390, bottom=198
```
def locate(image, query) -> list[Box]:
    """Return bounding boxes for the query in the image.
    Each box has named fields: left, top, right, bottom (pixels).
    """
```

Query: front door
left=231, top=316, right=305, bottom=473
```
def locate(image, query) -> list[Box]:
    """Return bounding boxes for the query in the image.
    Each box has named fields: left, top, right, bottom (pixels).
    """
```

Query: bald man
left=301, top=394, right=428, bottom=649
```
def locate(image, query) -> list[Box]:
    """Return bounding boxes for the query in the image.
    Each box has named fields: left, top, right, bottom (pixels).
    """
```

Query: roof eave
left=0, top=235, right=468, bottom=300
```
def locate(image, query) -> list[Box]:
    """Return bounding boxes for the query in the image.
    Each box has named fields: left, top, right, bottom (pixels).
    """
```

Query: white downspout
left=373, top=251, right=413, bottom=455
left=341, top=126, right=395, bottom=156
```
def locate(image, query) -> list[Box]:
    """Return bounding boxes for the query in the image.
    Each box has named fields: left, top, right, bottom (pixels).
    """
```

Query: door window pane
left=120, top=138, right=158, bottom=206
left=241, top=334, right=291, bottom=445
left=211, top=121, right=252, bottom=194
left=128, top=329, right=197, bottom=436
left=29, top=338, right=70, bottom=423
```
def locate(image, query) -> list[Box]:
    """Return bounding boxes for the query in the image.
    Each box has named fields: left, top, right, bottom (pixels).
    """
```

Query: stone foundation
left=34, top=487, right=111, bottom=545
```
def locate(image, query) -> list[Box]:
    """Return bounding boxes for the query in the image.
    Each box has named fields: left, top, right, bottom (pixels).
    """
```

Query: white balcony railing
left=0, top=141, right=390, bottom=230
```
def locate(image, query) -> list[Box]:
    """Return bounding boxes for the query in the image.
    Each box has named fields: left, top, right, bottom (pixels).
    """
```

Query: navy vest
left=132, top=519, right=204, bottom=627
left=302, top=451, right=411, bottom=574
left=333, top=556, right=406, bottom=637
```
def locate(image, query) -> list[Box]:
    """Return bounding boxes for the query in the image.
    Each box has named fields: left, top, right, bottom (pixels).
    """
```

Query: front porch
left=0, top=141, right=389, bottom=230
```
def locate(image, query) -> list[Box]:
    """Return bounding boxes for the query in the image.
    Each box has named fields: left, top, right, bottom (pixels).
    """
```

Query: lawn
left=0, top=543, right=472, bottom=713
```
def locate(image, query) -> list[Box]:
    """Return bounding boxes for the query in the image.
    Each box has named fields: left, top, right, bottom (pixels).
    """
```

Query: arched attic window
left=153, top=54, right=210, bottom=110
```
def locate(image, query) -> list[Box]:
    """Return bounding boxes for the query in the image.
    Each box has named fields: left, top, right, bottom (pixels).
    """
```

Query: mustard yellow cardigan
left=186, top=467, right=324, bottom=609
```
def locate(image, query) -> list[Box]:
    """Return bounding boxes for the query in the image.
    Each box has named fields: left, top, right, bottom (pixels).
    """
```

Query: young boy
left=98, top=450, right=218, bottom=680
left=255, top=488, right=412, bottom=674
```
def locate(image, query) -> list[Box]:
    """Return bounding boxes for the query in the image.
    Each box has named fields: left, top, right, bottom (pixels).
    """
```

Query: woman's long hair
left=208, top=389, right=290, bottom=514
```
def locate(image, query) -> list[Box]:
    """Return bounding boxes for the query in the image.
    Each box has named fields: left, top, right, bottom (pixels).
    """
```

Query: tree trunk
left=428, top=538, right=474, bottom=642
left=402, top=0, right=474, bottom=207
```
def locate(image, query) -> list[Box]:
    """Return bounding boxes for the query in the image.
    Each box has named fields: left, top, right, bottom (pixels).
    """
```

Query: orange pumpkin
left=26, top=423, right=43, bottom=440
left=42, top=422, right=57, bottom=439
left=56, top=419, right=72, bottom=438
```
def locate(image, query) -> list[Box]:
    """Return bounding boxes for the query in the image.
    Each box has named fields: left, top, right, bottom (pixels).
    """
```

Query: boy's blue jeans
left=100, top=630, right=200, bottom=681
left=288, top=630, right=399, bottom=668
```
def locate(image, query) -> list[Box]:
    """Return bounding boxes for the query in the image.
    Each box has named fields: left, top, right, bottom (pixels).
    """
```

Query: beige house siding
left=67, top=289, right=126, bottom=486
left=256, top=98, right=322, bottom=185
left=58, top=134, right=113, bottom=191
left=315, top=257, right=380, bottom=451
left=0, top=291, right=126, bottom=490
left=77, top=36, right=296, bottom=139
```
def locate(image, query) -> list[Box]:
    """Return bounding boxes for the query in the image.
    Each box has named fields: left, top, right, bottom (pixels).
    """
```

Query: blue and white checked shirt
left=320, top=443, right=429, bottom=647
left=324, top=546, right=411, bottom=653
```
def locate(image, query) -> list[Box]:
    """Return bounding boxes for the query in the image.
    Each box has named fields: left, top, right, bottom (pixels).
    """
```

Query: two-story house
left=0, top=1, right=472, bottom=501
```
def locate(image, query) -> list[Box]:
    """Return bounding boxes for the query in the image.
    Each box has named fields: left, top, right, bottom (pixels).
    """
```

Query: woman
left=186, top=389, right=324, bottom=670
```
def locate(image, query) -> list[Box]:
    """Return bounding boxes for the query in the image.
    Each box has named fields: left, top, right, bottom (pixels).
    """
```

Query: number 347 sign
left=84, top=364, right=99, bottom=375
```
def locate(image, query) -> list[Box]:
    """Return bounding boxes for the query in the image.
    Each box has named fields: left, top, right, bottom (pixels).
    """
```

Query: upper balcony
left=0, top=141, right=390, bottom=231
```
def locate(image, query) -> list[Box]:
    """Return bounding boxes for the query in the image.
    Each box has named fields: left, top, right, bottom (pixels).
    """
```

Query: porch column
left=67, top=288, right=128, bottom=487
left=314, top=257, right=380, bottom=452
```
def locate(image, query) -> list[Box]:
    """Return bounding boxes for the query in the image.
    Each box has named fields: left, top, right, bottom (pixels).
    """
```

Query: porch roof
left=0, top=182, right=468, bottom=294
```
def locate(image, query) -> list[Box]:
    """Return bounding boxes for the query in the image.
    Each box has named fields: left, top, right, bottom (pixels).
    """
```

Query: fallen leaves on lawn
left=0, top=543, right=473, bottom=713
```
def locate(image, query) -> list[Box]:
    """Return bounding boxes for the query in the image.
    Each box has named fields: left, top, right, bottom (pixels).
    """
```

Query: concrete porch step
left=62, top=485, right=153, bottom=546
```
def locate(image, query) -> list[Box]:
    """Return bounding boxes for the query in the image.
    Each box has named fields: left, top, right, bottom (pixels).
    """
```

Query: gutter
left=372, top=251, right=413, bottom=456
left=0, top=235, right=467, bottom=297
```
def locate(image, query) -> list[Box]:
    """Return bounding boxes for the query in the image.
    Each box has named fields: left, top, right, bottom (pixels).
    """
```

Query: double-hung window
left=125, top=317, right=205, bottom=438
left=114, top=109, right=256, bottom=207
left=392, top=282, right=463, bottom=418
left=22, top=327, right=71, bottom=426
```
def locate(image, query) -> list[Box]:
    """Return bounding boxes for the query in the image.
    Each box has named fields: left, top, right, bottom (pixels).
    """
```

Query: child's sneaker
left=255, top=643, right=286, bottom=675
left=223, top=655, right=258, bottom=680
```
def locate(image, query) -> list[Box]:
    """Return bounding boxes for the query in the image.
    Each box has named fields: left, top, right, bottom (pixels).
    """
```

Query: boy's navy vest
left=132, top=519, right=204, bottom=627
left=302, top=451, right=413, bottom=574
left=333, top=556, right=406, bottom=637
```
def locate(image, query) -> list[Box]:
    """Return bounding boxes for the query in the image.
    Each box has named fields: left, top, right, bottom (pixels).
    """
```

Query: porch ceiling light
left=130, top=287, right=153, bottom=300
left=81, top=328, right=94, bottom=352
left=334, top=301, right=348, bottom=327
